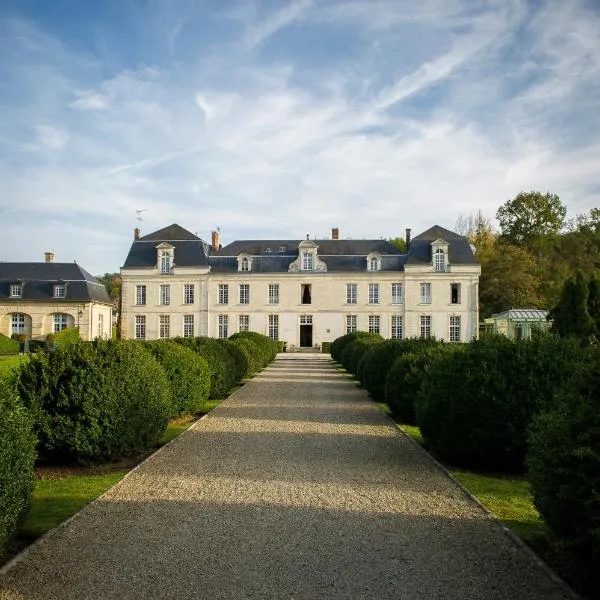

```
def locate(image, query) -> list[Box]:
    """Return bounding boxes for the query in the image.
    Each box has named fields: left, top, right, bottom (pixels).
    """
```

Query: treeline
left=0, top=332, right=279, bottom=555
left=458, top=192, right=600, bottom=317
left=332, top=331, right=600, bottom=585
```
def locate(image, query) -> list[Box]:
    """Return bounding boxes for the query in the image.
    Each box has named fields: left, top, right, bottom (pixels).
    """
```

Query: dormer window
left=431, top=240, right=449, bottom=272
left=237, top=254, right=252, bottom=272
left=9, top=283, right=22, bottom=298
left=54, top=284, right=66, bottom=298
left=289, top=240, right=325, bottom=273
left=302, top=251, right=314, bottom=271
left=367, top=254, right=381, bottom=272
left=156, top=243, right=175, bottom=275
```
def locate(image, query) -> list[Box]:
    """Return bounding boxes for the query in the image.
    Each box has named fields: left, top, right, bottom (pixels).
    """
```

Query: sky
left=1, top=0, right=599, bottom=275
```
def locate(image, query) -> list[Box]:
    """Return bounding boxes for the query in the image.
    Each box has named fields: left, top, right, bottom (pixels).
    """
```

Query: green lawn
left=0, top=355, right=26, bottom=377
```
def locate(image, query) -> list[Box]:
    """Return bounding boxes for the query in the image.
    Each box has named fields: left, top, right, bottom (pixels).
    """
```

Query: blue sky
left=1, top=0, right=599, bottom=274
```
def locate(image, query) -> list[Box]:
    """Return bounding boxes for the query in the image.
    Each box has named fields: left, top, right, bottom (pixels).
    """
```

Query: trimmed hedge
left=356, top=340, right=404, bottom=401
left=229, top=332, right=278, bottom=367
left=229, top=337, right=263, bottom=378
left=0, top=334, right=19, bottom=356
left=0, top=377, right=36, bottom=555
left=527, top=349, right=600, bottom=570
left=15, top=339, right=171, bottom=462
left=339, top=333, right=383, bottom=375
left=144, top=341, right=211, bottom=416
left=219, top=339, right=248, bottom=384
left=321, top=341, right=332, bottom=354
left=416, top=334, right=586, bottom=471
left=331, top=331, right=378, bottom=363
left=53, top=327, right=80, bottom=347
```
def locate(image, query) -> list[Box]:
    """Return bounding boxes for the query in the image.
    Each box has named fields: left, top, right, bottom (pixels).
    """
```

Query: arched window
left=11, top=313, right=26, bottom=336
left=160, top=250, right=171, bottom=274
left=434, top=248, right=446, bottom=272
left=241, top=257, right=250, bottom=271
left=369, top=256, right=379, bottom=271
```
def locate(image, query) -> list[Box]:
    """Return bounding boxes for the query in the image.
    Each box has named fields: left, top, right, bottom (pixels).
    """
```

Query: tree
left=548, top=272, right=593, bottom=342
left=96, top=272, right=121, bottom=303
left=388, top=237, right=407, bottom=252
left=496, top=191, right=566, bottom=246
left=587, top=276, right=600, bottom=338
left=455, top=210, right=494, bottom=243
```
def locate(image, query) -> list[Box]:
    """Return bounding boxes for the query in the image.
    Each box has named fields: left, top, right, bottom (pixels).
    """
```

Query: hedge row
left=0, top=334, right=19, bottom=355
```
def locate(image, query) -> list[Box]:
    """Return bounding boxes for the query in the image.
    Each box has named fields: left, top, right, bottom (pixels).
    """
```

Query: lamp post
left=76, top=304, right=84, bottom=332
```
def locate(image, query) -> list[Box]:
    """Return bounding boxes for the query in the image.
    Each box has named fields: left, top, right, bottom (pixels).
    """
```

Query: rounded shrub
left=416, top=334, right=586, bottom=471
left=331, top=331, right=376, bottom=363
left=230, top=337, right=263, bottom=378
left=144, top=340, right=211, bottom=416
left=0, top=377, right=36, bottom=554
left=219, top=339, right=248, bottom=383
left=356, top=340, right=404, bottom=401
left=0, top=333, right=19, bottom=356
left=15, top=339, right=171, bottom=462
left=340, top=333, right=383, bottom=375
left=229, top=332, right=278, bottom=367
left=527, top=349, right=600, bottom=570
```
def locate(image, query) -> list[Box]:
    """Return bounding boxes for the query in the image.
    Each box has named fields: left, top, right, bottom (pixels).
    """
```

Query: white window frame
left=268, top=314, right=279, bottom=340
left=302, top=251, right=314, bottom=271
left=11, top=313, right=25, bottom=335
left=346, top=314, right=357, bottom=334
left=159, top=315, right=170, bottom=339
left=420, top=315, right=431, bottom=339
left=268, top=284, right=279, bottom=305
left=241, top=257, right=250, bottom=272
left=136, top=285, right=146, bottom=306
left=368, top=256, right=379, bottom=272
left=184, top=284, right=195, bottom=305
left=98, top=314, right=103, bottom=338
left=434, top=248, right=446, bottom=272
left=300, top=314, right=312, bottom=325
left=239, top=314, right=249, bottom=332
left=218, top=284, right=229, bottom=305
left=391, top=283, right=403, bottom=304
left=218, top=315, right=228, bottom=339
left=135, top=315, right=146, bottom=340
left=54, top=284, right=66, bottom=299
left=420, top=283, right=432, bottom=304
left=346, top=283, right=357, bottom=304
left=391, top=315, right=403, bottom=340
left=368, top=315, right=380, bottom=334
left=160, top=284, right=170, bottom=306
left=53, top=313, right=69, bottom=333
left=9, top=283, right=22, bottom=298
left=183, top=315, right=194, bottom=338
left=450, top=315, right=461, bottom=342
left=239, top=283, right=250, bottom=305
left=368, top=283, right=380, bottom=305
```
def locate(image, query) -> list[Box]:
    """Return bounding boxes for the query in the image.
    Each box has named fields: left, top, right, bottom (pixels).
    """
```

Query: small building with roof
left=483, top=308, right=551, bottom=340
left=0, top=253, right=113, bottom=341
left=120, top=224, right=481, bottom=347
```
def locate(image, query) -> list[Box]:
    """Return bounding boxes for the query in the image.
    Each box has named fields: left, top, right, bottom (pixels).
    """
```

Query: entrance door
left=300, top=325, right=313, bottom=347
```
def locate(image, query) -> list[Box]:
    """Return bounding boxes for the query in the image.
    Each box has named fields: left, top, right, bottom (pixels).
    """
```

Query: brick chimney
left=211, top=229, right=221, bottom=252
left=405, top=228, right=411, bottom=249
left=331, top=227, right=339, bottom=240
left=44, top=252, right=54, bottom=263
left=134, top=227, right=140, bottom=240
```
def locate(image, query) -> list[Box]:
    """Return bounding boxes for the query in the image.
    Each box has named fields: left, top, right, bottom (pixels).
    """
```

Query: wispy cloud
left=245, top=0, right=312, bottom=49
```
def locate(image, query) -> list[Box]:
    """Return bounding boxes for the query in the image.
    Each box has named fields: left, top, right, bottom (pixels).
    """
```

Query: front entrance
left=299, top=315, right=313, bottom=347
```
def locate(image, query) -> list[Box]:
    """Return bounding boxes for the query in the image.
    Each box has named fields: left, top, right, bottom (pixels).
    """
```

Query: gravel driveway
left=0, top=354, right=578, bottom=599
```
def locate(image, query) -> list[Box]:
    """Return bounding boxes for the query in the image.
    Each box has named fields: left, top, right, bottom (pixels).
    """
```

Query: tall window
left=368, top=256, right=379, bottom=271
left=420, top=315, right=431, bottom=339
left=54, top=284, right=66, bottom=298
left=240, top=257, right=250, bottom=272
left=346, top=314, right=357, bottom=334
left=9, top=283, right=22, bottom=298
left=368, top=315, right=380, bottom=334
left=268, top=314, right=279, bottom=340
left=184, top=284, right=195, bottom=304
left=218, top=284, right=229, bottom=305
left=302, top=252, right=313, bottom=271
left=160, top=251, right=171, bottom=274
left=160, top=284, right=170, bottom=306
left=135, top=315, right=146, bottom=340
left=301, top=284, right=312, bottom=304
left=98, top=314, right=104, bottom=338
left=239, top=314, right=249, bottom=332
left=391, top=283, right=403, bottom=304
left=368, top=283, right=379, bottom=304
left=239, top=284, right=250, bottom=304
left=420, top=283, right=432, bottom=304
left=218, top=315, right=228, bottom=338
left=434, top=248, right=446, bottom=272
left=159, top=315, right=170, bottom=339
left=346, top=283, right=357, bottom=304
left=268, top=284, right=279, bottom=305
left=450, top=316, right=461, bottom=342
left=183, top=315, right=194, bottom=338
left=53, top=313, right=69, bottom=333
left=391, top=315, right=403, bottom=340
left=136, top=285, right=146, bottom=306
left=451, top=283, right=461, bottom=304
left=11, top=313, right=25, bottom=335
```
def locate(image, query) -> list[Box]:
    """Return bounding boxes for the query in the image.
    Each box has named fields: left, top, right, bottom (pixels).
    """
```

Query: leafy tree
left=388, top=237, right=407, bottom=252
left=497, top=191, right=566, bottom=246
left=548, top=272, right=593, bottom=342
left=587, top=276, right=600, bottom=338
left=96, top=272, right=121, bottom=302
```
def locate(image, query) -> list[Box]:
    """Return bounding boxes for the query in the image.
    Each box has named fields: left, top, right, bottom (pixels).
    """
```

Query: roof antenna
left=136, top=209, right=147, bottom=232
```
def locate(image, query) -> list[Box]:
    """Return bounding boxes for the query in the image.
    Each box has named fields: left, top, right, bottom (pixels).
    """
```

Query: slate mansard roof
left=0, top=263, right=112, bottom=304
left=121, top=223, right=477, bottom=273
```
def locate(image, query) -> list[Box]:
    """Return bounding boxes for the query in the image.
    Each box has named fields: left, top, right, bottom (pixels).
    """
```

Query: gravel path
left=0, top=354, right=577, bottom=600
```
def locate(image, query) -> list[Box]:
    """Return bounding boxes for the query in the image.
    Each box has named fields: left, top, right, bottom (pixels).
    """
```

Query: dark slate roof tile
left=122, top=240, right=210, bottom=268
left=138, top=224, right=201, bottom=241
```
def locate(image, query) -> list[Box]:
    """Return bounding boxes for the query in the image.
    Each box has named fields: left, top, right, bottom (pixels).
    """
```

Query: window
left=420, top=315, right=431, bottom=339
left=391, top=315, right=403, bottom=340
left=53, top=313, right=69, bottom=333
left=268, top=314, right=279, bottom=340
left=240, top=257, right=250, bottom=272
left=218, top=284, right=229, bottom=305
left=11, top=313, right=25, bottom=335
left=368, top=315, right=380, bottom=334
left=184, top=284, right=195, bottom=304
left=301, top=284, right=311, bottom=304
left=268, top=284, right=279, bottom=304
left=368, top=283, right=379, bottom=304
left=239, top=314, right=249, bottom=332
left=159, top=315, right=170, bottom=339
left=160, top=284, right=170, bottom=306
left=217, top=315, right=228, bottom=338
left=98, top=314, right=104, bottom=337
left=368, top=256, right=379, bottom=271
left=420, top=283, right=432, bottom=304
left=9, top=283, right=22, bottom=298
left=135, top=315, right=146, bottom=340
left=302, top=252, right=313, bottom=271
left=391, top=283, right=403, bottom=304
left=346, top=314, right=357, bottom=334
left=183, top=315, right=194, bottom=338
left=300, top=314, right=312, bottom=325
left=450, top=316, right=461, bottom=342
left=239, top=284, right=250, bottom=304
left=136, top=285, right=146, bottom=306
left=54, top=284, right=66, bottom=298
left=434, top=248, right=446, bottom=272
left=346, top=283, right=357, bottom=304
left=451, top=283, right=461, bottom=304
left=160, top=250, right=171, bottom=274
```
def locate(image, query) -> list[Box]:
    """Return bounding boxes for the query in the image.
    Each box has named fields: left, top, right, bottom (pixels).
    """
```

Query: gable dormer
left=156, top=242, right=175, bottom=274
left=366, top=252, right=382, bottom=272
left=237, top=254, right=252, bottom=272
left=288, top=240, right=327, bottom=272
left=431, top=239, right=449, bottom=272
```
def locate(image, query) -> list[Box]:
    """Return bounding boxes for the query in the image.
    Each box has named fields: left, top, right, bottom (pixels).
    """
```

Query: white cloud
left=245, top=0, right=312, bottom=49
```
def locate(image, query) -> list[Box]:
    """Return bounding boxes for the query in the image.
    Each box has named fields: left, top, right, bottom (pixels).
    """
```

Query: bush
left=144, top=341, right=211, bottom=417
left=527, top=350, right=600, bottom=571
left=229, top=332, right=278, bottom=367
left=331, top=331, right=376, bottom=363
left=339, top=333, right=383, bottom=375
left=0, top=334, right=18, bottom=356
left=174, top=337, right=238, bottom=399
left=53, top=327, right=80, bottom=347
left=219, top=339, right=248, bottom=383
left=229, top=337, right=263, bottom=378
left=15, top=339, right=171, bottom=462
left=0, top=377, right=36, bottom=554
left=321, top=341, right=331, bottom=354
left=416, top=335, right=586, bottom=471
left=385, top=341, right=453, bottom=423
left=356, top=340, right=404, bottom=401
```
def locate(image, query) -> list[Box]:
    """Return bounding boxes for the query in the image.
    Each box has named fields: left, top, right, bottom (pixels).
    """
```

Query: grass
left=0, top=354, right=26, bottom=377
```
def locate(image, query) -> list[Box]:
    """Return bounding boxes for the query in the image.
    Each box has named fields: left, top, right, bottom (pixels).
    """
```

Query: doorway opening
left=299, top=315, right=313, bottom=347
